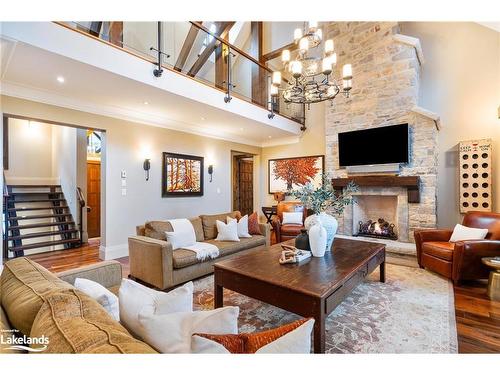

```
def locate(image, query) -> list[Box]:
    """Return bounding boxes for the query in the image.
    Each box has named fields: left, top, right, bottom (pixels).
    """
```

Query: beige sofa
left=128, top=210, right=270, bottom=290
left=0, top=257, right=157, bottom=353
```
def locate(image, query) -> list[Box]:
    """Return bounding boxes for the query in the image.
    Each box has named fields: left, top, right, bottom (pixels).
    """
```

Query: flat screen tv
left=338, top=124, right=409, bottom=167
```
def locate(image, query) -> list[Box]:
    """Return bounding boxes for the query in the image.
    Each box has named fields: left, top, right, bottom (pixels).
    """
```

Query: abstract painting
left=162, top=152, right=204, bottom=197
left=268, top=155, right=324, bottom=193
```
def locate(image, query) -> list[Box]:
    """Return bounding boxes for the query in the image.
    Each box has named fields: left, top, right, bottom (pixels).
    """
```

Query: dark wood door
left=86, top=160, right=101, bottom=238
left=238, top=158, right=253, bottom=216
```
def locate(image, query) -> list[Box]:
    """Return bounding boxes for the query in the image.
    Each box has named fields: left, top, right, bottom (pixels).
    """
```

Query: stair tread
left=9, top=213, right=73, bottom=221
left=8, top=229, right=79, bottom=241
left=7, top=206, right=70, bottom=212
left=10, top=198, right=66, bottom=203
left=9, top=191, right=63, bottom=196
left=8, top=184, right=61, bottom=188
left=9, top=238, right=80, bottom=252
left=8, top=221, right=76, bottom=230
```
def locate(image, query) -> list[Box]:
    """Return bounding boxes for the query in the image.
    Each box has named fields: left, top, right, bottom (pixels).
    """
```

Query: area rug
left=192, top=264, right=458, bottom=353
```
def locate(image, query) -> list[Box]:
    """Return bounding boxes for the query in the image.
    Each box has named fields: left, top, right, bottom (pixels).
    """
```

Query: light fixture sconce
left=143, top=159, right=151, bottom=181
left=208, top=165, right=214, bottom=182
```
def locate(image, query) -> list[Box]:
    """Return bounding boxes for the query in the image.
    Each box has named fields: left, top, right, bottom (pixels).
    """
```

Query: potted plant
left=292, top=175, right=357, bottom=257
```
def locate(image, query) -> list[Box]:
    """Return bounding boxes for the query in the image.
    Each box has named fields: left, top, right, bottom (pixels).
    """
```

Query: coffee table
left=213, top=237, right=386, bottom=353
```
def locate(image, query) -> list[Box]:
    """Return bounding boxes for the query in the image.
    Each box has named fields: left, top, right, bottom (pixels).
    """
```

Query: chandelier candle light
left=270, top=21, right=353, bottom=108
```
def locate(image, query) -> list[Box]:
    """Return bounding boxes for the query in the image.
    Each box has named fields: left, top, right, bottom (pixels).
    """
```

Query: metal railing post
left=224, top=45, right=233, bottom=103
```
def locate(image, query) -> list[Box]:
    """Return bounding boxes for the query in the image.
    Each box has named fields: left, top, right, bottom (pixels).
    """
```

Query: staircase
left=3, top=184, right=82, bottom=259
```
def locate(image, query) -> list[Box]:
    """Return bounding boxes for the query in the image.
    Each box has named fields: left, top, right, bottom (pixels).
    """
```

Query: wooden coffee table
left=213, top=238, right=386, bottom=353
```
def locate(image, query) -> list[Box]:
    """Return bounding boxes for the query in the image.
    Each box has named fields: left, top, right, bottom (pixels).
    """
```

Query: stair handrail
left=3, top=172, right=8, bottom=260
left=76, top=187, right=85, bottom=246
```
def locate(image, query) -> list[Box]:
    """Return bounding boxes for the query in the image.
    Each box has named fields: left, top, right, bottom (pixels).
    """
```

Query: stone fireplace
left=323, top=22, right=440, bottom=257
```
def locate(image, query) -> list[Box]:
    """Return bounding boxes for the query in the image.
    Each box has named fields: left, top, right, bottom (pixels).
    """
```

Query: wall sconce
left=208, top=164, right=214, bottom=182
left=143, top=159, right=151, bottom=181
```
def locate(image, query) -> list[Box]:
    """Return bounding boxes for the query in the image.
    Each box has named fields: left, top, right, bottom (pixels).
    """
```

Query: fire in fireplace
left=356, top=218, right=398, bottom=240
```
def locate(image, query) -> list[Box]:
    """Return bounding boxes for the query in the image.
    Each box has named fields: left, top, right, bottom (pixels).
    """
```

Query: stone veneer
left=324, top=22, right=439, bottom=243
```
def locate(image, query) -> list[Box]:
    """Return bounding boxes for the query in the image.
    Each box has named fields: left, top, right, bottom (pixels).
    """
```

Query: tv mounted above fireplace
left=338, top=124, right=409, bottom=167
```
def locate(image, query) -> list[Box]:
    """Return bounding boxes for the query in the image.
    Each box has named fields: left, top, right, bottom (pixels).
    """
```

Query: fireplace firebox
left=356, top=218, right=398, bottom=240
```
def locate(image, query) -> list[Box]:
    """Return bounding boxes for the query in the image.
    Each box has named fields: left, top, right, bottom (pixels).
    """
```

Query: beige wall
left=401, top=22, right=500, bottom=228
left=260, top=103, right=326, bottom=208
left=1, top=95, right=261, bottom=258
left=5, top=118, right=56, bottom=184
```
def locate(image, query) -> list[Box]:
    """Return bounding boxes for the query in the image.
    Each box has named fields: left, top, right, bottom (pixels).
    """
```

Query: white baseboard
left=99, top=243, right=128, bottom=260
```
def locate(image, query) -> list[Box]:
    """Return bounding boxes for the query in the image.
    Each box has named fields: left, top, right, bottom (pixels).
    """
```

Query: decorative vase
left=308, top=222, right=327, bottom=257
left=305, top=212, right=338, bottom=253
left=295, top=229, right=311, bottom=251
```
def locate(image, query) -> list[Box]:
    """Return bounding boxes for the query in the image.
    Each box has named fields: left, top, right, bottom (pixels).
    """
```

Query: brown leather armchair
left=414, top=211, right=500, bottom=284
left=272, top=201, right=307, bottom=243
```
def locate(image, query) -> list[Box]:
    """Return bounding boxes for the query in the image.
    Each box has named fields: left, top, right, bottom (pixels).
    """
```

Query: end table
left=481, top=257, right=500, bottom=301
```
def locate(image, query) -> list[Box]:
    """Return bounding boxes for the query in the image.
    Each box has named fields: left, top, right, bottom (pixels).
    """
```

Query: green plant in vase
left=292, top=175, right=358, bottom=256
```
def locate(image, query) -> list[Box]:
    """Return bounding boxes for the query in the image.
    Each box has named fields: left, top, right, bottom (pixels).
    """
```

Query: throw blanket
left=183, top=242, right=220, bottom=262
left=168, top=219, right=219, bottom=261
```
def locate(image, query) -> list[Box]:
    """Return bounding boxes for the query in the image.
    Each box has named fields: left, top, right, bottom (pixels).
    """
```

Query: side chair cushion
left=421, top=241, right=454, bottom=261
left=0, top=257, right=75, bottom=336
left=30, top=289, right=157, bottom=353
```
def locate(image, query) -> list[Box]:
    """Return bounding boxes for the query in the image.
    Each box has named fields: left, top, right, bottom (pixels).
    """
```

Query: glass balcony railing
left=57, top=21, right=305, bottom=125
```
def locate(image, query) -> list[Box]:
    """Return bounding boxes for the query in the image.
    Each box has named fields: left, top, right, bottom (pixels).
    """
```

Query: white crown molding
left=411, top=105, right=441, bottom=130
left=393, top=34, right=425, bottom=65
left=0, top=81, right=268, bottom=147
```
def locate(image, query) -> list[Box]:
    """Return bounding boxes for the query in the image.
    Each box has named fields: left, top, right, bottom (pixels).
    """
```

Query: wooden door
left=238, top=158, right=253, bottom=216
left=86, top=160, right=101, bottom=238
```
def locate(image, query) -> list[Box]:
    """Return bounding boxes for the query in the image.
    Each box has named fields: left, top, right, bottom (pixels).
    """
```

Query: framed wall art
left=268, top=155, right=324, bottom=194
left=162, top=152, right=204, bottom=197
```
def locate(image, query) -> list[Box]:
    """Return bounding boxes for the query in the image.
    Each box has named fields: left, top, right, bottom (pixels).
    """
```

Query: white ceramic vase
left=308, top=222, right=327, bottom=257
left=305, top=212, right=338, bottom=256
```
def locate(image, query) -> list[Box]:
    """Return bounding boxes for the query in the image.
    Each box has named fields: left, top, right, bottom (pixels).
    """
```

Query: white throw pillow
left=165, top=229, right=196, bottom=250
left=139, top=306, right=239, bottom=353
left=227, top=215, right=252, bottom=238
left=74, top=278, right=120, bottom=321
left=191, top=318, right=314, bottom=354
left=449, top=223, right=488, bottom=242
left=119, top=278, right=193, bottom=338
left=215, top=219, right=240, bottom=242
left=282, top=212, right=303, bottom=225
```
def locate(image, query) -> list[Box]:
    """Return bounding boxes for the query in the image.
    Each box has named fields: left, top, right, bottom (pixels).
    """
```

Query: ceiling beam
left=174, top=22, right=202, bottom=72
left=187, top=22, right=234, bottom=77
left=262, top=41, right=297, bottom=62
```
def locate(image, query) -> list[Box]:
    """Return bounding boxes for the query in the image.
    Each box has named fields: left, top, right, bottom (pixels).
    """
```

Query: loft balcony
left=0, top=21, right=305, bottom=147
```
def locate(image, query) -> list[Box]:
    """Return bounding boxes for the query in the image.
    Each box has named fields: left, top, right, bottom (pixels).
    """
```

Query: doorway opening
left=86, top=130, right=102, bottom=239
left=232, top=152, right=254, bottom=216
left=2, top=115, right=106, bottom=260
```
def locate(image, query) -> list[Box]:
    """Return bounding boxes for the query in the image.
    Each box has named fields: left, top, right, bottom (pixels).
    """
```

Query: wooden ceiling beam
left=187, top=21, right=235, bottom=77
left=174, top=21, right=202, bottom=72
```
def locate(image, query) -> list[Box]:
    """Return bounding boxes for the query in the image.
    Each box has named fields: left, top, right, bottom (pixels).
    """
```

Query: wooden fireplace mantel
left=331, top=175, right=421, bottom=203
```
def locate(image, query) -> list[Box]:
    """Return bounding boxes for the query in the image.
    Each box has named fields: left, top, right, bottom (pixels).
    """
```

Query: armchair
left=414, top=211, right=500, bottom=284
left=272, top=201, right=307, bottom=243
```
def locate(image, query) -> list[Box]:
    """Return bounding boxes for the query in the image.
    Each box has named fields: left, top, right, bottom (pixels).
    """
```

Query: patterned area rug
left=192, top=264, right=458, bottom=353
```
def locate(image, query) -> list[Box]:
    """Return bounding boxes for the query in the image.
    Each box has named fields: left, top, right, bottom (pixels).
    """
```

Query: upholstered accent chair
left=414, top=211, right=500, bottom=284
left=272, top=201, right=307, bottom=243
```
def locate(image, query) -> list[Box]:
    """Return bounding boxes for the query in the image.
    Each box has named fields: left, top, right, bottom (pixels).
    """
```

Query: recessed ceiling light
left=200, top=117, right=206, bottom=121
left=268, top=135, right=272, bottom=139
left=240, top=127, right=244, bottom=131
left=143, top=101, right=149, bottom=105
left=56, top=76, right=65, bottom=83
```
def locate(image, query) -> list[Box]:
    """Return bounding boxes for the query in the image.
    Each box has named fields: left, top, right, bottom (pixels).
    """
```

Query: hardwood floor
left=5, top=240, right=499, bottom=353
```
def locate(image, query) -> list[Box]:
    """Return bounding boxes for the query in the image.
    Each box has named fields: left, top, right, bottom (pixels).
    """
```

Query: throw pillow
left=138, top=306, right=239, bottom=353
left=192, top=318, right=314, bottom=353
left=215, top=219, right=240, bottom=242
left=449, top=223, right=488, bottom=242
left=248, top=212, right=262, bottom=235
left=282, top=212, right=303, bottom=225
left=119, top=279, right=193, bottom=339
left=165, top=227, right=196, bottom=250
left=74, top=278, right=120, bottom=321
left=227, top=215, right=252, bottom=238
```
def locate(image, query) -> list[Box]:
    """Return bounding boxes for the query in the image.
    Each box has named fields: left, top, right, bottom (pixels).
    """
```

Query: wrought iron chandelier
left=270, top=22, right=353, bottom=107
